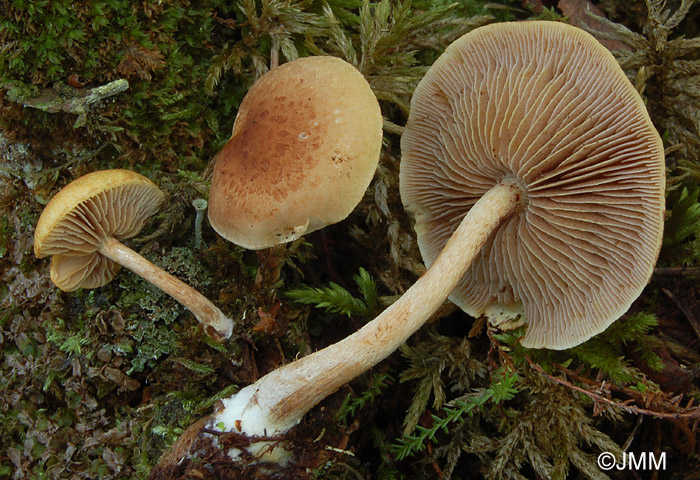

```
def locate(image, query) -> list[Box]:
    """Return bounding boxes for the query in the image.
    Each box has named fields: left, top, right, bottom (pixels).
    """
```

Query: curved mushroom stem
left=99, top=236, right=234, bottom=340
left=206, top=179, right=524, bottom=459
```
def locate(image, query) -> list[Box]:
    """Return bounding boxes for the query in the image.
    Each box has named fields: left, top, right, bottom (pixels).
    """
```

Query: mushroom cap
left=400, top=21, right=665, bottom=349
left=208, top=56, right=383, bottom=250
left=34, top=169, right=165, bottom=291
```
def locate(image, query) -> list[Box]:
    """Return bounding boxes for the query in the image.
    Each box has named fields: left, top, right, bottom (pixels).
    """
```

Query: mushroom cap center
left=208, top=56, right=383, bottom=250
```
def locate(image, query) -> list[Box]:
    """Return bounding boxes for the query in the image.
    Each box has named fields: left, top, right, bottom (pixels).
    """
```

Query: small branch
left=17, top=78, right=129, bottom=128
left=662, top=287, right=700, bottom=341
left=0, top=143, right=109, bottom=185
left=22, top=79, right=129, bottom=115
left=213, top=12, right=237, bottom=29
left=525, top=356, right=700, bottom=419
left=653, top=266, right=700, bottom=277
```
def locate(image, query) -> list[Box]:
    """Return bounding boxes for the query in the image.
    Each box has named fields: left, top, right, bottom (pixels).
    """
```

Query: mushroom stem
left=192, top=198, right=208, bottom=250
left=270, top=35, right=280, bottom=70
left=98, top=236, right=233, bottom=339
left=210, top=180, right=523, bottom=453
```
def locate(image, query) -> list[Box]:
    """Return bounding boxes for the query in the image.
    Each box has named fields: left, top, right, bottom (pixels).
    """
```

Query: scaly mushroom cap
left=400, top=21, right=665, bottom=349
left=208, top=56, right=383, bottom=250
left=34, top=169, right=165, bottom=291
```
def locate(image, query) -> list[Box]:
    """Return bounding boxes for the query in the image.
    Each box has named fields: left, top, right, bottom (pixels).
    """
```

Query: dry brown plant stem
left=525, top=355, right=700, bottom=419
left=661, top=287, right=700, bottom=340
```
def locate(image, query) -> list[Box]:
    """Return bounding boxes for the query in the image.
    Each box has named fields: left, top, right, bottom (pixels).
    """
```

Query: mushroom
left=400, top=21, right=665, bottom=349
left=34, top=169, right=234, bottom=339
left=162, top=22, right=664, bottom=466
left=207, top=55, right=383, bottom=250
left=156, top=54, right=383, bottom=463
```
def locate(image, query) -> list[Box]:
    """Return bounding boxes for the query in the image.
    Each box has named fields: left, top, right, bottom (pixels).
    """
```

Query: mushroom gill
left=400, top=21, right=665, bottom=349
left=35, top=169, right=234, bottom=339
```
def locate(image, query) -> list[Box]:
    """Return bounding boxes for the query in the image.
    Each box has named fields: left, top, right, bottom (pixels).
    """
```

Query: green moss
left=285, top=267, right=378, bottom=318
left=663, top=185, right=700, bottom=265
left=1, top=0, right=242, bottom=170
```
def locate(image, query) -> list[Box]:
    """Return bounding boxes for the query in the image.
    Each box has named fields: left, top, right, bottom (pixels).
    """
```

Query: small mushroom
left=208, top=55, right=383, bottom=250
left=162, top=22, right=664, bottom=466
left=34, top=169, right=234, bottom=339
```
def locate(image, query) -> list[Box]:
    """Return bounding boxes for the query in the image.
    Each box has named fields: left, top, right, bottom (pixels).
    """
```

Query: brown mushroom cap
left=400, top=21, right=665, bottom=349
left=208, top=56, right=383, bottom=250
left=34, top=169, right=165, bottom=291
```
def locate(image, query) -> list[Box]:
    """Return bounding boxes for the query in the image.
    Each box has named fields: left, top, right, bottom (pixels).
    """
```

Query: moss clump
left=1, top=0, right=239, bottom=170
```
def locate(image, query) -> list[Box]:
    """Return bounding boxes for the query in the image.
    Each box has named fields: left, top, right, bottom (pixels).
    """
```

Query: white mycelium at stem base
left=195, top=20, right=667, bottom=463
left=208, top=180, right=524, bottom=459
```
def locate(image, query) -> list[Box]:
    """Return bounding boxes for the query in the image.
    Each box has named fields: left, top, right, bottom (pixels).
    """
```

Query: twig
left=18, top=79, right=129, bottom=128
left=0, top=143, right=110, bottom=189
left=201, top=427, right=286, bottom=445
left=621, top=415, right=643, bottom=451
left=653, top=266, right=700, bottom=277
left=525, top=356, right=700, bottom=419
left=662, top=287, right=700, bottom=341
left=22, top=79, right=129, bottom=114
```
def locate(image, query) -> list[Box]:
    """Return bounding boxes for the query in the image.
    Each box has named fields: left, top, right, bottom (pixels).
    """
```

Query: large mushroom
left=34, top=169, right=234, bottom=339
left=400, top=21, right=665, bottom=348
left=160, top=22, right=664, bottom=466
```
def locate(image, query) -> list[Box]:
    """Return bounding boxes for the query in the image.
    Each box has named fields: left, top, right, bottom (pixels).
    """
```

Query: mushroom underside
left=400, top=21, right=664, bottom=349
